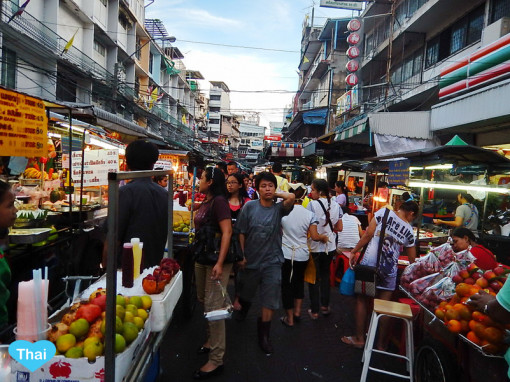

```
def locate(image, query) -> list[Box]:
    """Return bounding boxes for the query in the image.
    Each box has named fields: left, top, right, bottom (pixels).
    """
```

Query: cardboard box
left=11, top=313, right=151, bottom=382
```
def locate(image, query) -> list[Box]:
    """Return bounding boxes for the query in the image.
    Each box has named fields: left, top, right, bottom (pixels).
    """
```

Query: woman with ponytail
left=306, top=179, right=343, bottom=319
left=193, top=167, right=232, bottom=379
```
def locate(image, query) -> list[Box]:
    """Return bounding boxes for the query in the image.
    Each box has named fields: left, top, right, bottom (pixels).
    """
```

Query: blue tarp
left=303, top=108, right=328, bottom=125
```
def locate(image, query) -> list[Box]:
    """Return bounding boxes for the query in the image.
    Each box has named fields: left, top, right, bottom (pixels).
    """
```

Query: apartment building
left=333, top=0, right=510, bottom=157
left=285, top=18, right=350, bottom=144
left=238, top=120, right=265, bottom=164
left=0, top=0, right=199, bottom=150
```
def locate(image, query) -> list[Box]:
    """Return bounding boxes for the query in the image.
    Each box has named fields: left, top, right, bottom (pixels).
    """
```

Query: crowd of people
left=0, top=140, right=506, bottom=378
left=189, top=160, right=384, bottom=379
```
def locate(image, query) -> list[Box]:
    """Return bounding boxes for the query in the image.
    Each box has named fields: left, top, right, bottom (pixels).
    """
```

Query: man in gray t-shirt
left=236, top=172, right=294, bottom=355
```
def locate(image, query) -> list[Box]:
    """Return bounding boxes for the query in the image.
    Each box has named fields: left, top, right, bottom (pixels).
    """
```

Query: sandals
left=341, top=336, right=364, bottom=349
left=307, top=309, right=319, bottom=320
left=320, top=307, right=331, bottom=316
left=280, top=316, right=293, bottom=327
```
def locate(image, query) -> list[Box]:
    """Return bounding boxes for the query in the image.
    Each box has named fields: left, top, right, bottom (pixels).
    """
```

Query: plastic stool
left=360, top=299, right=414, bottom=382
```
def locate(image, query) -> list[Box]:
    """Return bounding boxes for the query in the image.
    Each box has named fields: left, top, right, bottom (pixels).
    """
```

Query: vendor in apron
left=433, top=192, right=479, bottom=233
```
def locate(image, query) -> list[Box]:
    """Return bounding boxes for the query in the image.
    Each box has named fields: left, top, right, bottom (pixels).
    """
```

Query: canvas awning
left=92, top=106, right=147, bottom=137
left=335, top=118, right=368, bottom=142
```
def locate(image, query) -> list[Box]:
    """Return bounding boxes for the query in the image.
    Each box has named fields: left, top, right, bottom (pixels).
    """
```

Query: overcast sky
left=146, top=0, right=355, bottom=128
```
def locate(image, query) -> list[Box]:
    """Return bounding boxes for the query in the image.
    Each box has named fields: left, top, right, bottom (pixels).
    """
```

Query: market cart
left=399, top=286, right=508, bottom=382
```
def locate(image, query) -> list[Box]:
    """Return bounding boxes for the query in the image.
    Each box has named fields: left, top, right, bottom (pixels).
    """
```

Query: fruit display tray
left=8, top=228, right=51, bottom=244
left=80, top=268, right=183, bottom=332
left=399, top=286, right=505, bottom=358
left=10, top=306, right=151, bottom=382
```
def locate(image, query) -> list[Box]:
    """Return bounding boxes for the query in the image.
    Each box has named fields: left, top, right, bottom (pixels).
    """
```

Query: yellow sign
left=0, top=88, right=47, bottom=157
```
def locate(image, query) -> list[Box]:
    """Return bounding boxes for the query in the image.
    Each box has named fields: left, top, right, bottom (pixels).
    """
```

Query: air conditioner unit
left=482, top=17, right=510, bottom=46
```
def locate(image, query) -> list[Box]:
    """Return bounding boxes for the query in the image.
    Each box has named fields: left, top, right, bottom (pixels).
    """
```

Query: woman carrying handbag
left=341, top=200, right=418, bottom=349
left=193, top=167, right=233, bottom=379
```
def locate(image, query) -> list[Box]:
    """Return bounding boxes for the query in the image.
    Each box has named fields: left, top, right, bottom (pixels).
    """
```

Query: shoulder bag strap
left=317, top=199, right=338, bottom=249
left=317, top=199, right=334, bottom=232
left=375, top=208, right=391, bottom=269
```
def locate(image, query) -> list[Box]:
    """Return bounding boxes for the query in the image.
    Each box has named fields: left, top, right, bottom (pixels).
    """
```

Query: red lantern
left=347, top=33, right=361, bottom=45
left=347, top=46, right=360, bottom=59
left=347, top=19, right=362, bottom=32
left=345, top=74, right=359, bottom=86
left=346, top=60, right=359, bottom=72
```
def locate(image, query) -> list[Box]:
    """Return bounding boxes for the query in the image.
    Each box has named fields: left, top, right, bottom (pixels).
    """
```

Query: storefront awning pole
left=190, top=166, right=197, bottom=235
left=68, top=108, right=73, bottom=229
left=416, top=186, right=425, bottom=248
left=105, top=173, right=120, bottom=382
left=104, top=169, right=173, bottom=381
left=78, top=131, right=86, bottom=226
left=482, top=170, right=489, bottom=230
left=166, top=171, right=174, bottom=258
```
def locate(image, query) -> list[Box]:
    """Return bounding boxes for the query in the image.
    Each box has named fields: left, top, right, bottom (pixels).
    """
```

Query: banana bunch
left=24, top=167, right=49, bottom=180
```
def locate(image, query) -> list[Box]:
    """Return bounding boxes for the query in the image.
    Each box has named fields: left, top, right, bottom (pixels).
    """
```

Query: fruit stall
left=399, top=242, right=509, bottom=381
left=371, top=141, right=510, bottom=261
left=8, top=169, right=183, bottom=381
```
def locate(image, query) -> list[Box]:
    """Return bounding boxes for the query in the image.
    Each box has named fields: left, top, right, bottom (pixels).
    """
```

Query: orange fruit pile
left=433, top=283, right=507, bottom=354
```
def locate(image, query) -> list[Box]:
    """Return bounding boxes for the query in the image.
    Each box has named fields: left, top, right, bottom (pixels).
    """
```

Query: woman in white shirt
left=306, top=179, right=343, bottom=319
left=337, top=213, right=363, bottom=252
left=281, top=183, right=328, bottom=326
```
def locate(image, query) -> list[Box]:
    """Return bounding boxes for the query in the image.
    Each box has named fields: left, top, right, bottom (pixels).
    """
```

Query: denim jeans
left=308, top=251, right=336, bottom=314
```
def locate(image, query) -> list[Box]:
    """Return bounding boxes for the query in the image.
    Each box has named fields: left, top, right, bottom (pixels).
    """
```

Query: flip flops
left=341, top=336, right=364, bottom=349
left=280, top=316, right=293, bottom=327
left=307, top=309, right=319, bottom=320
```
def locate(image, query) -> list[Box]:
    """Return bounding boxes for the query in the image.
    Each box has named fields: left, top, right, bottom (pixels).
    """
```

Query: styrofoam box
left=10, top=309, right=151, bottom=382
left=80, top=269, right=183, bottom=332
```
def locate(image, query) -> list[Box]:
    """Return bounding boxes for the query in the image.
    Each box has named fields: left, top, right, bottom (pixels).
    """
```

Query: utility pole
left=112, top=62, right=118, bottom=113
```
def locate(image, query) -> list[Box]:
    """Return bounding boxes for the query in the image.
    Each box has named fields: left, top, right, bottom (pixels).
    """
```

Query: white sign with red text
left=62, top=149, right=119, bottom=186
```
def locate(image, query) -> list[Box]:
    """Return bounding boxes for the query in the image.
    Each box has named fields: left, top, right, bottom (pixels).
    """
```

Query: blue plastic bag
left=340, top=267, right=355, bottom=296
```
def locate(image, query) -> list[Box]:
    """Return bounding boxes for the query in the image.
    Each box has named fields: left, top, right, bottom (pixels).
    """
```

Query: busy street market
left=2, top=0, right=510, bottom=381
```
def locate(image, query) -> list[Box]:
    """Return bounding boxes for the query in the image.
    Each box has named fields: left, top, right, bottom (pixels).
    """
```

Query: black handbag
left=227, top=232, right=244, bottom=263
left=191, top=199, right=222, bottom=265
left=353, top=208, right=390, bottom=297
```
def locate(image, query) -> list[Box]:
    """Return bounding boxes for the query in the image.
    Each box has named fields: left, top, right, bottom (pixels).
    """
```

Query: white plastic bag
left=204, top=280, right=233, bottom=322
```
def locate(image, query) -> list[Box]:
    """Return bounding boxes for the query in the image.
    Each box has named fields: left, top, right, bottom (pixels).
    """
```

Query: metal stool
left=361, top=299, right=414, bottom=382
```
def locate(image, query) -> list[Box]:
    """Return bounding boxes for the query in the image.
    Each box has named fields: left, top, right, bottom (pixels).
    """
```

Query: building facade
left=0, top=0, right=213, bottom=153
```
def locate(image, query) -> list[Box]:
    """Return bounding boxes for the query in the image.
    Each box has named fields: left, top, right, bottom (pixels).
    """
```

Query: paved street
left=160, top=278, right=405, bottom=382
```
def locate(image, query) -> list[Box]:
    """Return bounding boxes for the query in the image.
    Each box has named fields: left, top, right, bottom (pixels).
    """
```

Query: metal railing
left=1, top=0, right=114, bottom=83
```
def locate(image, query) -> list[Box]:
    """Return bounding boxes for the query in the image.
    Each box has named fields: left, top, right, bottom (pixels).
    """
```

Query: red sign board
left=347, top=33, right=361, bottom=45
left=264, top=135, right=282, bottom=141
left=347, top=19, right=361, bottom=32
left=347, top=46, right=360, bottom=59
left=346, top=60, right=359, bottom=72
left=346, top=74, right=359, bottom=86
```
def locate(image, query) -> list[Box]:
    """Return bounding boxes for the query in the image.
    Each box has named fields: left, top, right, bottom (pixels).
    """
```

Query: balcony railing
left=1, top=0, right=114, bottom=84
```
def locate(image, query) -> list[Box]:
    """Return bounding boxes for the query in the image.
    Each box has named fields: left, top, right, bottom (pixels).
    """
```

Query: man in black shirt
left=104, top=140, right=168, bottom=268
